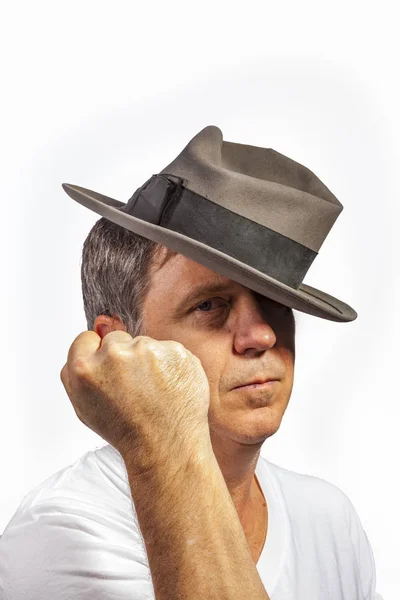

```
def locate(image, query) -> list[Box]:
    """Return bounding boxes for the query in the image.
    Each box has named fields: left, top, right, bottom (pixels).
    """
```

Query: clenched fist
left=60, top=331, right=212, bottom=473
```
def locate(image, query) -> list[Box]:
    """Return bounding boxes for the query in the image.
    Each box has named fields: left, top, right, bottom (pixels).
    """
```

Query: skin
left=94, top=248, right=296, bottom=553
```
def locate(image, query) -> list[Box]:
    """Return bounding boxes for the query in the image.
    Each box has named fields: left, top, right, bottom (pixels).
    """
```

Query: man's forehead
left=154, top=249, right=234, bottom=288
left=182, top=276, right=240, bottom=295
left=152, top=249, right=262, bottom=304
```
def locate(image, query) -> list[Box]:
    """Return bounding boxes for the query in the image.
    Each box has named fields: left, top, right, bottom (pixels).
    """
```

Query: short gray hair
left=81, top=217, right=178, bottom=337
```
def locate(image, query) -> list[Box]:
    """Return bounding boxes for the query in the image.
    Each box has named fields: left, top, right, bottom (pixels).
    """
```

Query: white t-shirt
left=0, top=444, right=383, bottom=599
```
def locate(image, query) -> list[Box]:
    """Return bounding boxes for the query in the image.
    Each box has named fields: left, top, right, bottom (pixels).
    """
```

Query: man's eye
left=195, top=298, right=228, bottom=313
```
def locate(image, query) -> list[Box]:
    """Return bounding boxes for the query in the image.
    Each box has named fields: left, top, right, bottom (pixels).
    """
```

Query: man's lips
left=233, top=379, right=280, bottom=390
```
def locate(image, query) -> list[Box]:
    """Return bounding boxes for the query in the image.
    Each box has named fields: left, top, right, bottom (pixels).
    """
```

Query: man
left=0, top=126, right=382, bottom=598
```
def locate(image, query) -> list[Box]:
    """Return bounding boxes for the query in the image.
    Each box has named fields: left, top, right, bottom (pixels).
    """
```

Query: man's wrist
left=120, top=432, right=216, bottom=485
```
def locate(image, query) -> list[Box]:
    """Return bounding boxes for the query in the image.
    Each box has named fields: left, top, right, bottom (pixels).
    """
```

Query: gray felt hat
left=62, top=125, right=357, bottom=322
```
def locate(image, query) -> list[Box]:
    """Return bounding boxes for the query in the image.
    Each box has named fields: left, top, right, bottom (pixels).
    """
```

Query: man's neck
left=210, top=436, right=264, bottom=522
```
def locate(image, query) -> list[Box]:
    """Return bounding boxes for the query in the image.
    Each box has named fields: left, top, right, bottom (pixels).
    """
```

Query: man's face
left=141, top=249, right=296, bottom=447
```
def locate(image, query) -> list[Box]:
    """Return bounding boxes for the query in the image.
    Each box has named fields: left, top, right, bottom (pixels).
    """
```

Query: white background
left=1, top=1, right=398, bottom=597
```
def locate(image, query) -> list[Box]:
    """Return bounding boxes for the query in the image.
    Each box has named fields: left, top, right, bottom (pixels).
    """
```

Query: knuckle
left=105, top=340, right=136, bottom=363
left=70, top=356, right=96, bottom=384
left=105, top=341, right=124, bottom=358
left=105, top=330, right=133, bottom=342
left=101, top=331, right=133, bottom=354
left=134, top=335, right=154, bottom=345
left=135, top=336, right=160, bottom=353
left=165, top=339, right=189, bottom=354
left=71, top=356, right=91, bottom=374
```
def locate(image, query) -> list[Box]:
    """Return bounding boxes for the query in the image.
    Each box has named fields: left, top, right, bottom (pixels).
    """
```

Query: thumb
left=60, top=331, right=102, bottom=402
left=67, top=330, right=102, bottom=370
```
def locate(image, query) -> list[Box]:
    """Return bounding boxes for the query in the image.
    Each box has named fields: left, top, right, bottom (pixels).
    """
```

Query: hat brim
left=62, top=183, right=357, bottom=323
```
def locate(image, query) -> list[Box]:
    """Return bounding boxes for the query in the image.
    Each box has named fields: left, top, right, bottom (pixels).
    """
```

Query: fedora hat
left=62, top=125, right=357, bottom=322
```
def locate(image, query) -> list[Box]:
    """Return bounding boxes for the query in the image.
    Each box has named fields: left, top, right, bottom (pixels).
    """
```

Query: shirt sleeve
left=346, top=496, right=383, bottom=600
left=0, top=495, right=155, bottom=600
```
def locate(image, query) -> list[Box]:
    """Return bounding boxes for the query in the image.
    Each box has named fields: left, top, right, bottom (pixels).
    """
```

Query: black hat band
left=119, top=174, right=317, bottom=289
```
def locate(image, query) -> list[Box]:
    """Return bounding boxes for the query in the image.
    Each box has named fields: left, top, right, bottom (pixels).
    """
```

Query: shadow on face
left=140, top=249, right=296, bottom=448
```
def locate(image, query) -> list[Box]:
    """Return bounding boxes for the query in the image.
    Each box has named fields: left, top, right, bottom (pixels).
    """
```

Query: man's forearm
left=122, top=444, right=270, bottom=600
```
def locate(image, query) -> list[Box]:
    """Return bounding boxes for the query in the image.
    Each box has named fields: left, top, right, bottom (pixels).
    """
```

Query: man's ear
left=93, top=314, right=126, bottom=339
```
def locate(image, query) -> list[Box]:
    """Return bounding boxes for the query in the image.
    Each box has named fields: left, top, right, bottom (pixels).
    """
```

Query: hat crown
left=160, top=125, right=342, bottom=252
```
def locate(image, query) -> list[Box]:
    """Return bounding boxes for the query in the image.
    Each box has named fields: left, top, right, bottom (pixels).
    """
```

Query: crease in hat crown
left=159, top=125, right=342, bottom=253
